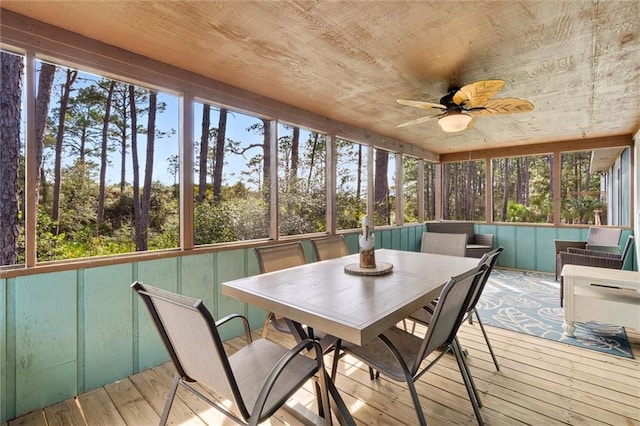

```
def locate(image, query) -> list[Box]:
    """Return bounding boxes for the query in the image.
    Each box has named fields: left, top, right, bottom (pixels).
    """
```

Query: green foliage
left=194, top=200, right=237, bottom=244
left=279, top=185, right=327, bottom=236
left=336, top=192, right=365, bottom=230
left=562, top=196, right=604, bottom=224
left=225, top=194, right=269, bottom=240
left=505, top=201, right=544, bottom=223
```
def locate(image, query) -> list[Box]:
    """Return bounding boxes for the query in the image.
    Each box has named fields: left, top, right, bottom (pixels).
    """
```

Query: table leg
left=284, top=319, right=355, bottom=425
left=563, top=321, right=576, bottom=337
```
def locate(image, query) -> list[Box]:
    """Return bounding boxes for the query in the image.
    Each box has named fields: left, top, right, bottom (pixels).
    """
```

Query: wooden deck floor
left=6, top=322, right=640, bottom=426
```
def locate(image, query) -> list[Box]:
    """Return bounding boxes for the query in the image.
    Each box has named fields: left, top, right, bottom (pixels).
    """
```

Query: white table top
left=222, top=249, right=479, bottom=345
left=561, top=264, right=640, bottom=289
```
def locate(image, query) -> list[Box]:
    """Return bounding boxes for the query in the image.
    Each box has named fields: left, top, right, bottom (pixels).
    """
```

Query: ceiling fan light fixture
left=438, top=111, right=472, bottom=132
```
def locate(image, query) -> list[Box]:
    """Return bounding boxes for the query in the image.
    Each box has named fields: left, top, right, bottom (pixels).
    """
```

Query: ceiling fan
left=397, top=79, right=534, bottom=132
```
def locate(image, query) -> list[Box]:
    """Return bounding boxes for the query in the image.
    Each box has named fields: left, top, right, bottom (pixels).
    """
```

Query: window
left=32, top=59, right=179, bottom=260
left=442, top=160, right=486, bottom=221
left=277, top=124, right=326, bottom=236
left=193, top=105, right=269, bottom=243
left=335, top=138, right=367, bottom=230
left=492, top=155, right=552, bottom=223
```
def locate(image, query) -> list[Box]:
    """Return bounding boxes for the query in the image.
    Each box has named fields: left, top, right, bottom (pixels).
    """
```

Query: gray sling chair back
left=255, top=242, right=307, bottom=338
left=407, top=246, right=504, bottom=371
left=311, top=235, right=350, bottom=261
left=132, top=281, right=334, bottom=426
left=255, top=242, right=337, bottom=354
left=420, top=231, right=468, bottom=257
left=331, top=265, right=488, bottom=426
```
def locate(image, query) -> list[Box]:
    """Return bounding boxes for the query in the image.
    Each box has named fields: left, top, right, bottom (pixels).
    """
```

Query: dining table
left=222, top=248, right=479, bottom=346
left=222, top=248, right=479, bottom=424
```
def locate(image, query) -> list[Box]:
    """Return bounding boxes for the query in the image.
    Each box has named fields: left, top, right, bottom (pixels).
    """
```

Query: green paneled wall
left=0, top=223, right=635, bottom=422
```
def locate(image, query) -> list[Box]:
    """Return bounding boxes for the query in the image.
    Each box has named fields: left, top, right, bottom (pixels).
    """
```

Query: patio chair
left=331, top=265, right=488, bottom=426
left=255, top=242, right=307, bottom=338
left=554, top=227, right=622, bottom=280
left=558, top=235, right=634, bottom=306
left=311, top=235, right=349, bottom=261
left=408, top=247, right=504, bottom=371
left=402, top=233, right=468, bottom=333
left=131, top=281, right=332, bottom=426
left=421, top=231, right=467, bottom=257
left=255, top=242, right=338, bottom=354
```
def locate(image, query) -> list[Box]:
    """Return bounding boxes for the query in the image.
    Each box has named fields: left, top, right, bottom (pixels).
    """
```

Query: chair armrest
left=585, top=244, right=621, bottom=254
left=216, top=313, right=252, bottom=343
left=251, top=339, right=327, bottom=422
left=475, top=234, right=494, bottom=247
left=566, top=248, right=621, bottom=259
left=559, top=251, right=624, bottom=270
left=554, top=239, right=587, bottom=254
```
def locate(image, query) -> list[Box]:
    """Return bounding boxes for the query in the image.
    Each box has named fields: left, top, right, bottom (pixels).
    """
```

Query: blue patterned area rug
left=477, top=268, right=634, bottom=359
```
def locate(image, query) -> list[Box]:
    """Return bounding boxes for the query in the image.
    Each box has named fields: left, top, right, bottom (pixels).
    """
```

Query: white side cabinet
left=561, top=265, right=640, bottom=337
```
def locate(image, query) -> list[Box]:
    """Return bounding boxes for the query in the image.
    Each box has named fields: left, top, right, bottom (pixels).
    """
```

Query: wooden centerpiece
left=344, top=215, right=392, bottom=276
left=359, top=215, right=376, bottom=268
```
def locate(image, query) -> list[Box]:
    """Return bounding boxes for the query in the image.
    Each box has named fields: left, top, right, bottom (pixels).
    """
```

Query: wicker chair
left=554, top=227, right=622, bottom=280
left=558, top=235, right=634, bottom=306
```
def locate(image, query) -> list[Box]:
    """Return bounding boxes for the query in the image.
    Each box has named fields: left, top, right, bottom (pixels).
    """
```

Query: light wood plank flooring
left=6, top=322, right=640, bottom=426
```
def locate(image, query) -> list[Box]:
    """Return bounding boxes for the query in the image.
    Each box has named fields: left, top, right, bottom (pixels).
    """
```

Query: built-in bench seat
left=425, top=221, right=494, bottom=258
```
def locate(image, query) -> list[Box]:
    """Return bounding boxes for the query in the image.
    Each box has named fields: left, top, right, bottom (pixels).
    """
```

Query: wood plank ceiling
left=1, top=0, right=639, bottom=157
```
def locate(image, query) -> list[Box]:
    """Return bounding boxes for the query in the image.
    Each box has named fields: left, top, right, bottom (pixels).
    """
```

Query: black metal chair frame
left=331, top=265, right=488, bottom=426
left=408, top=247, right=504, bottom=371
left=255, top=242, right=308, bottom=337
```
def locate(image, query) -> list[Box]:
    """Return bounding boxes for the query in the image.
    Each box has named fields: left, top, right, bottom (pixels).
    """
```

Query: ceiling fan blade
left=396, top=115, right=439, bottom=128
left=397, top=99, right=446, bottom=110
left=453, top=79, right=505, bottom=108
left=467, top=98, right=535, bottom=117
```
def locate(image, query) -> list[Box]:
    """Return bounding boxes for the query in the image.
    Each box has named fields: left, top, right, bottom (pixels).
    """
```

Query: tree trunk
left=262, top=118, right=271, bottom=196
left=197, top=103, right=210, bottom=202
left=213, top=108, right=227, bottom=203
left=129, top=85, right=143, bottom=250
left=523, top=157, right=530, bottom=205
left=52, top=68, right=78, bottom=224
left=0, top=53, right=24, bottom=265
left=464, top=162, right=472, bottom=219
left=97, top=81, right=115, bottom=231
left=356, top=144, right=362, bottom=201
left=443, top=164, right=450, bottom=219
left=119, top=133, right=127, bottom=194
left=374, top=149, right=389, bottom=225
left=307, top=132, right=318, bottom=186
left=515, top=158, right=522, bottom=203
left=291, top=126, right=299, bottom=180
left=139, top=90, right=156, bottom=251
left=35, top=63, right=56, bottom=207
left=502, top=158, right=510, bottom=220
